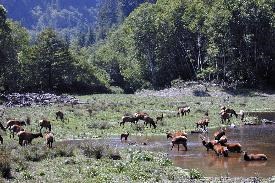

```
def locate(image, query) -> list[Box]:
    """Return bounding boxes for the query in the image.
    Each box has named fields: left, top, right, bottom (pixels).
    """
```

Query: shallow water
left=61, top=125, right=275, bottom=177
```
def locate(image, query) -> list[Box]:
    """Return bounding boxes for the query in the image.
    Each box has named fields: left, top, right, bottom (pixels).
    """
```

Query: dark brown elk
left=17, top=131, right=43, bottom=146
left=56, top=111, right=64, bottom=121
left=224, top=143, right=242, bottom=153
left=120, top=132, right=129, bottom=141
left=156, top=113, right=164, bottom=122
left=144, top=116, right=157, bottom=129
left=167, top=131, right=187, bottom=139
left=220, top=111, right=230, bottom=124
left=10, top=125, right=25, bottom=138
left=45, top=132, right=54, bottom=148
left=120, top=116, right=139, bottom=127
left=39, top=119, right=52, bottom=132
left=213, top=144, right=229, bottom=157
left=196, top=118, right=210, bottom=130
left=177, top=107, right=190, bottom=117
left=6, top=120, right=26, bottom=129
left=243, top=151, right=267, bottom=161
left=171, top=136, right=188, bottom=151
left=0, top=135, right=3, bottom=144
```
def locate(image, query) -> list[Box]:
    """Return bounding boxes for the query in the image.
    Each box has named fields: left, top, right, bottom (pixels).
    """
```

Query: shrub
left=189, top=169, right=203, bottom=179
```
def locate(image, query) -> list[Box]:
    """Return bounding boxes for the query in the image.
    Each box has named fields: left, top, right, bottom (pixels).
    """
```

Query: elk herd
left=0, top=111, right=64, bottom=148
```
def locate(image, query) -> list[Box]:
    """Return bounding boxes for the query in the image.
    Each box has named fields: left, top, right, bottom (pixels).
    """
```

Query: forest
left=0, top=0, right=274, bottom=94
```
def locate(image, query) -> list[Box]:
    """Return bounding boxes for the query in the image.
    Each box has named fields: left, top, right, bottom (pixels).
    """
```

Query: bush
left=189, top=169, right=203, bottom=179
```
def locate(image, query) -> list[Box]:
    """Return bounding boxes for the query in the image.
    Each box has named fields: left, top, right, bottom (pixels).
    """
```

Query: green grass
left=1, top=93, right=275, bottom=182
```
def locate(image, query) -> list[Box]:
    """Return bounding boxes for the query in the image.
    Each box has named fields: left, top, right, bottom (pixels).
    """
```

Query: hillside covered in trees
left=0, top=0, right=274, bottom=94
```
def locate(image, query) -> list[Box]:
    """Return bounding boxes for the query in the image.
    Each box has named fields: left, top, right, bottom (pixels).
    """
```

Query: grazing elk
left=6, top=120, right=26, bottom=129
left=224, top=143, right=242, bottom=153
left=167, top=131, right=187, bottom=139
left=120, top=116, right=139, bottom=127
left=144, top=116, right=157, bottom=129
left=177, top=107, right=190, bottom=117
left=10, top=125, right=25, bottom=138
left=221, top=106, right=238, bottom=118
left=56, top=111, right=64, bottom=121
left=212, top=144, right=229, bottom=157
left=17, top=131, right=43, bottom=146
left=156, top=113, right=164, bottom=122
left=171, top=136, right=188, bottom=151
left=45, top=132, right=54, bottom=148
left=120, top=132, right=129, bottom=141
left=39, top=119, right=52, bottom=132
left=220, top=111, right=231, bottom=124
left=243, top=151, right=267, bottom=161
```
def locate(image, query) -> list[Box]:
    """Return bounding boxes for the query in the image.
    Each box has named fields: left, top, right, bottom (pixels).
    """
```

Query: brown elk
left=120, top=116, right=139, bottom=127
left=171, top=136, right=188, bottom=151
left=120, top=132, right=129, bottom=141
left=144, top=116, right=157, bottom=129
left=243, top=151, right=267, bottom=161
left=177, top=107, right=190, bottom=117
left=6, top=120, right=26, bottom=129
left=213, top=144, right=229, bottom=157
left=218, top=135, right=228, bottom=145
left=17, top=131, right=43, bottom=146
left=45, top=132, right=54, bottom=148
left=223, top=143, right=242, bottom=153
left=167, top=131, right=187, bottom=139
left=9, top=125, right=25, bottom=138
left=220, top=111, right=231, bottom=124
left=39, top=119, right=52, bottom=132
left=200, top=135, right=218, bottom=151
left=196, top=118, right=210, bottom=130
left=156, top=113, right=164, bottom=122
left=56, top=111, right=64, bottom=121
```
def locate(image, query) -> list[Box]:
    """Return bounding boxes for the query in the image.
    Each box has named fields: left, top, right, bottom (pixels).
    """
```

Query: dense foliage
left=0, top=0, right=274, bottom=93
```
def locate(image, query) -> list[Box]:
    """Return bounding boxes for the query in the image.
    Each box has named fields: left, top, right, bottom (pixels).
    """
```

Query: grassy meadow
left=1, top=91, right=275, bottom=182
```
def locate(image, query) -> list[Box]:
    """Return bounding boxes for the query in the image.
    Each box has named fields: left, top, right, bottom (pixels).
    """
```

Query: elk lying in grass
left=156, top=113, right=164, bottom=122
left=120, top=132, right=129, bottom=141
left=120, top=116, right=138, bottom=127
left=0, top=135, right=3, bottom=144
left=39, top=119, right=52, bottom=132
left=224, top=143, right=242, bottom=153
left=171, top=136, right=188, bottom=151
left=17, top=131, right=43, bottom=146
left=213, top=144, right=229, bottom=157
left=243, top=151, right=267, bottom=161
left=6, top=120, right=26, bottom=129
left=144, top=116, right=157, bottom=129
left=177, top=107, right=190, bottom=117
left=56, top=111, right=64, bottom=121
left=167, top=131, right=188, bottom=139
left=45, top=132, right=54, bottom=148
left=10, top=125, right=25, bottom=138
